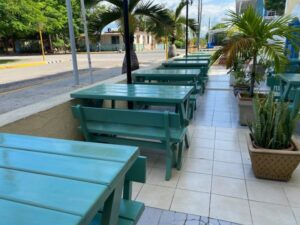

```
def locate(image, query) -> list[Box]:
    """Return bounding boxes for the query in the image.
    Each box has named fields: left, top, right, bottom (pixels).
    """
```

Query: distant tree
left=0, top=0, right=44, bottom=52
left=0, top=0, right=86, bottom=53
left=88, top=0, right=169, bottom=73
left=265, top=0, right=286, bottom=15
left=146, top=1, right=197, bottom=58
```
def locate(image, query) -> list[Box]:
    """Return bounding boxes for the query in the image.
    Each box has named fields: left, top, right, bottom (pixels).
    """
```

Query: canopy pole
left=80, top=0, right=94, bottom=84
left=66, top=0, right=79, bottom=86
left=185, top=0, right=189, bottom=56
left=123, top=0, right=132, bottom=84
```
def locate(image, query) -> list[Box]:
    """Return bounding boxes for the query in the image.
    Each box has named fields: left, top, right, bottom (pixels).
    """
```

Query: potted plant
left=247, top=93, right=300, bottom=181
left=229, top=58, right=244, bottom=86
left=211, top=6, right=300, bottom=125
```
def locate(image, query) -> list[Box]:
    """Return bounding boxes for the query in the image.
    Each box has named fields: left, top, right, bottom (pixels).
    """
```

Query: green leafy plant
left=250, top=92, right=298, bottom=149
left=211, top=6, right=300, bottom=97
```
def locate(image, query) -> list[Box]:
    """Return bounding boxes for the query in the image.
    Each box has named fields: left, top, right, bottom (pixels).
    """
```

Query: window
left=111, top=36, right=120, bottom=44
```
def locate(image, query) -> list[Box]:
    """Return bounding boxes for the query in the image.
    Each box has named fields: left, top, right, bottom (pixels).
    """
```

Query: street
left=0, top=50, right=177, bottom=114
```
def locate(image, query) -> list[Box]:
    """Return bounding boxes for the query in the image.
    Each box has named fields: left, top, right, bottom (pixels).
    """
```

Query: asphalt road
left=0, top=51, right=177, bottom=114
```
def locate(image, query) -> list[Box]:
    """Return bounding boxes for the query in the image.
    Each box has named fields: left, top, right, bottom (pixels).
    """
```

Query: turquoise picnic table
left=278, top=73, right=300, bottom=100
left=189, top=53, right=212, bottom=57
left=186, top=55, right=211, bottom=58
left=161, top=60, right=210, bottom=75
left=0, top=133, right=143, bottom=225
left=70, top=84, right=194, bottom=127
left=174, top=57, right=211, bottom=63
left=132, top=69, right=205, bottom=94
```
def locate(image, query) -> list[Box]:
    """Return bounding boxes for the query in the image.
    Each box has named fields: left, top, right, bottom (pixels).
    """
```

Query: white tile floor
left=133, top=68, right=300, bottom=225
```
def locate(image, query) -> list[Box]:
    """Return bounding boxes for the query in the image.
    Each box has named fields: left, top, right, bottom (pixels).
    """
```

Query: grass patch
left=0, top=59, right=19, bottom=65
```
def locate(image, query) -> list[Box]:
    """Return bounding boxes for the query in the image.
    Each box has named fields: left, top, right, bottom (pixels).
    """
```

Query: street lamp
left=186, top=0, right=193, bottom=56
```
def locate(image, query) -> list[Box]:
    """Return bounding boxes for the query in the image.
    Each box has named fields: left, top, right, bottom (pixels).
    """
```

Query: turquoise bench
left=72, top=105, right=186, bottom=180
left=289, top=88, right=300, bottom=118
left=91, top=200, right=144, bottom=225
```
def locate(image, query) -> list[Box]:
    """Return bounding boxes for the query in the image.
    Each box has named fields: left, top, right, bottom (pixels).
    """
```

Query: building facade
left=285, top=0, right=300, bottom=18
left=99, top=29, right=157, bottom=52
left=236, top=0, right=265, bottom=16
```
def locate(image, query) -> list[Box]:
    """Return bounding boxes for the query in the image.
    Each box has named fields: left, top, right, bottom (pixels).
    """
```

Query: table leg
left=178, top=103, right=190, bottom=149
left=101, top=179, right=124, bottom=225
left=283, top=83, right=292, bottom=101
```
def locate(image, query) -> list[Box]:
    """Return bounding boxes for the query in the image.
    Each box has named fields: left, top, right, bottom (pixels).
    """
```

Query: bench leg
left=176, top=141, right=184, bottom=170
left=123, top=180, right=132, bottom=200
left=185, top=133, right=190, bottom=149
left=165, top=148, right=173, bottom=181
left=172, top=144, right=177, bottom=168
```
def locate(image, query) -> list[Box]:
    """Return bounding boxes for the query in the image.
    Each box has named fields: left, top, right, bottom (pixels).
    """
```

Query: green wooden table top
left=0, top=133, right=139, bottom=225
left=174, top=57, right=210, bottom=61
left=188, top=53, right=212, bottom=57
left=71, top=84, right=194, bottom=103
left=278, top=73, right=300, bottom=85
left=132, top=69, right=201, bottom=77
left=162, top=60, right=209, bottom=67
left=186, top=55, right=211, bottom=58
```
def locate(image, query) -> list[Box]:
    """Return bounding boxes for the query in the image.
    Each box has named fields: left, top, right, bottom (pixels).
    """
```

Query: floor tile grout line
left=239, top=139, right=254, bottom=225
left=208, top=130, right=216, bottom=219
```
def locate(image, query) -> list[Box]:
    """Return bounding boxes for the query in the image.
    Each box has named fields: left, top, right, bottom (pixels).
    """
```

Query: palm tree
left=89, top=0, right=169, bottom=73
left=212, top=6, right=300, bottom=97
left=144, top=1, right=197, bottom=58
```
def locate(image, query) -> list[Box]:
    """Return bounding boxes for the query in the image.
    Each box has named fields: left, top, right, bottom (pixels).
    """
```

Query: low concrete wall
left=0, top=75, right=127, bottom=140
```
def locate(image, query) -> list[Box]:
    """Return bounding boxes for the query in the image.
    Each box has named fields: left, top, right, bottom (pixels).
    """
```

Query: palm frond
left=134, top=0, right=169, bottom=24
left=89, top=7, right=122, bottom=33
left=175, top=0, right=186, bottom=21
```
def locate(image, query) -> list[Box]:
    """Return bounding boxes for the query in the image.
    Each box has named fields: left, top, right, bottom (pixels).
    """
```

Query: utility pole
left=197, top=0, right=203, bottom=51
left=80, top=0, right=93, bottom=84
left=66, top=0, right=79, bottom=86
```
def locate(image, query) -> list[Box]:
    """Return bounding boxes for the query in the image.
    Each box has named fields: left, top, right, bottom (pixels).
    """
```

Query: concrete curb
left=0, top=61, right=47, bottom=69
left=0, top=69, right=90, bottom=93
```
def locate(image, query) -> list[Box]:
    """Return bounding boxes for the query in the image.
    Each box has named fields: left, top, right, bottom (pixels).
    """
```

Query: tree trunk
left=250, top=53, right=257, bottom=97
left=122, top=35, right=139, bottom=74
left=48, top=34, right=53, bottom=53
left=3, top=38, right=9, bottom=54
left=168, top=37, right=176, bottom=58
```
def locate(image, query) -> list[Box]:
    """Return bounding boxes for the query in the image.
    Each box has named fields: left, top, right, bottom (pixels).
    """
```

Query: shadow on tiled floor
left=133, top=66, right=300, bottom=225
left=137, top=207, right=240, bottom=225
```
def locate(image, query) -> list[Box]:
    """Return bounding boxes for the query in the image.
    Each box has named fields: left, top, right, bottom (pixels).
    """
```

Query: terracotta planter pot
left=237, top=93, right=254, bottom=126
left=247, top=135, right=300, bottom=181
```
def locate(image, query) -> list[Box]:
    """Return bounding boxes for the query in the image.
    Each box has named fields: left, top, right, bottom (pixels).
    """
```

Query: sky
left=103, top=0, right=236, bottom=37
left=155, top=0, right=236, bottom=36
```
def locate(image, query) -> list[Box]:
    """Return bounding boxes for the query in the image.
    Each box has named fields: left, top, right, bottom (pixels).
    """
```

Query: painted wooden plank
left=0, top=168, right=107, bottom=216
left=71, top=84, right=193, bottom=103
left=0, top=133, right=138, bottom=163
left=0, top=147, right=126, bottom=185
left=132, top=69, right=201, bottom=76
left=279, top=73, right=300, bottom=84
left=0, top=199, right=82, bottom=225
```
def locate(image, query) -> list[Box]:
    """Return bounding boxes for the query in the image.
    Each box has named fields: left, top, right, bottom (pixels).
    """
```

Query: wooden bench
left=72, top=105, right=186, bottom=180
left=90, top=157, right=146, bottom=225
left=90, top=199, right=144, bottom=225
left=289, top=88, right=300, bottom=118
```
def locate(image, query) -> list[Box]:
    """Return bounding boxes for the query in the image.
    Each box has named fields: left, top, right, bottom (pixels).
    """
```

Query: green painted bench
left=289, top=88, right=300, bottom=118
left=0, top=133, right=146, bottom=225
left=72, top=105, right=186, bottom=180
left=92, top=199, right=145, bottom=225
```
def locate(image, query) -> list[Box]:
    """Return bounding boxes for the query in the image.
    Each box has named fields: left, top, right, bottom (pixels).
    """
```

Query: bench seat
left=87, top=122, right=185, bottom=142
left=73, top=106, right=186, bottom=180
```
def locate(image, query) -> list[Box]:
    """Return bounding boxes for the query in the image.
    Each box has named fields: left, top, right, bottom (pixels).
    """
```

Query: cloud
left=154, top=0, right=235, bottom=36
